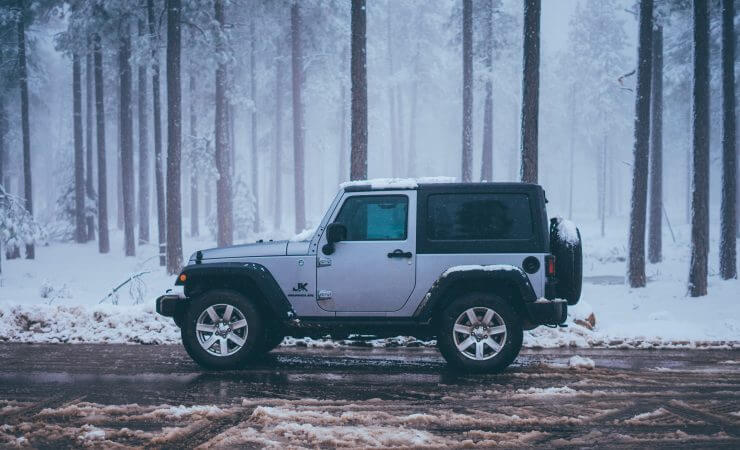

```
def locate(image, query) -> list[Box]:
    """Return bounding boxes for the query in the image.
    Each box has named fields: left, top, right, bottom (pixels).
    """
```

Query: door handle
left=387, top=249, right=413, bottom=258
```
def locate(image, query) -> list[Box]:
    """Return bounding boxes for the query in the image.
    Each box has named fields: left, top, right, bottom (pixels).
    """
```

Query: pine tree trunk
left=189, top=69, right=199, bottom=237
left=350, top=0, right=368, bottom=181
left=567, top=84, right=576, bottom=219
left=627, top=0, right=653, bottom=288
left=274, top=47, right=283, bottom=230
left=408, top=46, right=419, bottom=178
left=461, top=0, right=473, bottom=182
left=719, top=0, right=736, bottom=279
left=386, top=5, right=399, bottom=178
left=94, top=35, right=110, bottom=254
left=17, top=3, right=34, bottom=259
left=689, top=0, right=710, bottom=296
left=148, top=0, right=166, bottom=266
left=250, top=16, right=259, bottom=232
left=291, top=2, right=306, bottom=232
left=600, top=133, right=607, bottom=237
left=73, top=53, right=86, bottom=243
left=137, top=17, right=150, bottom=245
left=519, top=0, right=540, bottom=184
left=215, top=0, right=233, bottom=246
left=85, top=39, right=95, bottom=241
left=338, top=79, right=347, bottom=185
left=480, top=0, right=493, bottom=182
left=648, top=25, right=663, bottom=264
left=119, top=25, right=136, bottom=257
left=166, top=0, right=183, bottom=274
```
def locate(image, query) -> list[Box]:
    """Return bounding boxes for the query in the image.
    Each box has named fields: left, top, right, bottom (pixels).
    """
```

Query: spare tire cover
left=549, top=217, right=583, bottom=305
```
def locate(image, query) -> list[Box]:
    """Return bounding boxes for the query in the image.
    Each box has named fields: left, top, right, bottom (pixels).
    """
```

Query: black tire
left=550, top=217, right=583, bottom=305
left=181, top=289, right=264, bottom=370
left=437, top=293, right=523, bottom=373
left=260, top=326, right=285, bottom=354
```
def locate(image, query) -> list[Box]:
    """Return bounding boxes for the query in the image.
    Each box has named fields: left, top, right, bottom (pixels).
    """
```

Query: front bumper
left=526, top=298, right=567, bottom=325
left=155, top=288, right=187, bottom=318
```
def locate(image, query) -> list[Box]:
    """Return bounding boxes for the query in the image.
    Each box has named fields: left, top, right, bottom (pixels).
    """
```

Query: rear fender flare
left=413, top=266, right=537, bottom=322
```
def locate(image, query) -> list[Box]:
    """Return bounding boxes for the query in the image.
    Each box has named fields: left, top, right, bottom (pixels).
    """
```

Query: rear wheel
left=260, top=326, right=285, bottom=354
left=437, top=293, right=523, bottom=373
left=182, top=290, right=264, bottom=370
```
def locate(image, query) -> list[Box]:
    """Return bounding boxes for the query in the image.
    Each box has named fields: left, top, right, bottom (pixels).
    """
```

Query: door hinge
left=317, top=290, right=332, bottom=300
left=318, top=257, right=332, bottom=267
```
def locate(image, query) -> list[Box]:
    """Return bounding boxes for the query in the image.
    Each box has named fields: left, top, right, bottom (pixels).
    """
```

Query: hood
left=193, top=240, right=289, bottom=261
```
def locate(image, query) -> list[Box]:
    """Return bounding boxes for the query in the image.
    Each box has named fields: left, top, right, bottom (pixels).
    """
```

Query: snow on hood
left=193, top=240, right=289, bottom=260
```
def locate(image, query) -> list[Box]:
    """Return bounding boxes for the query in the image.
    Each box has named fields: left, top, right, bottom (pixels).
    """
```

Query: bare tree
left=119, top=22, right=136, bottom=257
left=461, top=0, right=473, bottom=182
left=94, top=35, right=109, bottom=254
left=17, top=1, right=34, bottom=259
left=688, top=0, right=710, bottom=296
left=166, top=0, right=183, bottom=274
left=519, top=0, right=540, bottom=183
left=215, top=0, right=233, bottom=246
left=291, top=1, right=306, bottom=232
left=250, top=16, right=259, bottom=232
left=627, top=0, right=653, bottom=288
left=480, top=0, right=494, bottom=182
left=648, top=25, right=663, bottom=264
left=350, top=0, right=367, bottom=181
left=138, top=15, right=150, bottom=245
left=189, top=67, right=198, bottom=237
left=85, top=39, right=95, bottom=241
left=274, top=44, right=283, bottom=230
left=148, top=0, right=166, bottom=266
left=719, top=0, right=736, bottom=279
left=73, top=53, right=86, bottom=243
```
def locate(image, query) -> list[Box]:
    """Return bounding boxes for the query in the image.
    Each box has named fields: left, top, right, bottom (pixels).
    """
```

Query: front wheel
left=181, top=289, right=264, bottom=370
left=437, top=293, right=523, bottom=373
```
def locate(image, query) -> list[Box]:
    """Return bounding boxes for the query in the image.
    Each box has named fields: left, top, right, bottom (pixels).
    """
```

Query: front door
left=316, top=191, right=417, bottom=313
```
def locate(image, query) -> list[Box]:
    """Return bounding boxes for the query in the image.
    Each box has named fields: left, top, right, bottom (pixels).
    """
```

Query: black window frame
left=334, top=194, right=409, bottom=242
left=416, top=184, right=547, bottom=254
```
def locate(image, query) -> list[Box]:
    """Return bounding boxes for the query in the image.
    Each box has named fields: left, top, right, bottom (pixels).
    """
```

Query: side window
left=427, top=193, right=533, bottom=240
left=335, top=195, right=408, bottom=241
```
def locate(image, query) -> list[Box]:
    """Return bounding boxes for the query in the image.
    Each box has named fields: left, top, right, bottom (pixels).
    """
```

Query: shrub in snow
left=46, top=172, right=96, bottom=242
left=0, top=185, right=46, bottom=253
left=39, top=280, right=71, bottom=305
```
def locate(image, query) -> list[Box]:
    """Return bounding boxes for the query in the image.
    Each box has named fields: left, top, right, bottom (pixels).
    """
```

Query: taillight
left=545, top=255, right=556, bottom=277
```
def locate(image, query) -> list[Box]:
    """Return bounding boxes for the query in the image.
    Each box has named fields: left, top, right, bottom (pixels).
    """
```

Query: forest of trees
left=0, top=0, right=736, bottom=295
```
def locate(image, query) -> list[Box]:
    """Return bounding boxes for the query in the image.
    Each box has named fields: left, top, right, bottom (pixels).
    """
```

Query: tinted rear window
left=426, top=193, right=533, bottom=240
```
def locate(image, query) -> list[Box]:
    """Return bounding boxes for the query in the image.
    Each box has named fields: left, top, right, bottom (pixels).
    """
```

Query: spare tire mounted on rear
left=550, top=217, right=583, bottom=305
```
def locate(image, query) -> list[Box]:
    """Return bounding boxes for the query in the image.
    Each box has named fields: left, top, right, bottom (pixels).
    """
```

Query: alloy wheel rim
left=196, top=303, right=248, bottom=357
left=453, top=307, right=507, bottom=361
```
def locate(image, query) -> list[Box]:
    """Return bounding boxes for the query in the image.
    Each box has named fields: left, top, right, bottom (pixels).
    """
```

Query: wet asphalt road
left=0, top=343, right=738, bottom=448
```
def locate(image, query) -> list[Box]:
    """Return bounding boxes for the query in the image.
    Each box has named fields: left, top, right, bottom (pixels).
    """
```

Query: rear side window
left=335, top=195, right=408, bottom=241
left=426, top=193, right=533, bottom=240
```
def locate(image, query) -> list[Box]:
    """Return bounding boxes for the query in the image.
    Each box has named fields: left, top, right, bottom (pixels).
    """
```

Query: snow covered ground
left=0, top=218, right=738, bottom=347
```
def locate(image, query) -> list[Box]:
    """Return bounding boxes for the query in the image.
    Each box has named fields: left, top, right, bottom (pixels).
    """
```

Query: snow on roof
left=339, top=177, right=457, bottom=190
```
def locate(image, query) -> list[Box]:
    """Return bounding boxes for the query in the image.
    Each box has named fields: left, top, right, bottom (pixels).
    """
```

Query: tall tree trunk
left=689, top=0, right=710, bottom=296
left=567, top=84, right=576, bottom=219
left=215, top=0, right=233, bottom=246
left=148, top=0, right=166, bottom=266
left=461, top=0, right=473, bottom=182
left=17, top=2, right=34, bottom=259
left=138, top=16, right=150, bottom=245
left=119, top=24, right=136, bottom=257
left=519, top=0, right=540, bottom=184
left=648, top=25, right=663, bottom=264
left=480, top=0, right=493, bottom=182
left=685, top=107, right=691, bottom=224
left=408, top=46, right=419, bottom=178
left=291, top=2, right=306, bottom=232
left=85, top=39, right=95, bottom=241
left=73, top=53, right=86, bottom=243
left=189, top=68, right=199, bottom=237
left=166, top=0, right=183, bottom=274
left=627, top=0, right=653, bottom=288
left=600, top=133, right=607, bottom=237
left=350, top=0, right=367, bottom=181
left=274, top=48, right=283, bottom=230
left=250, top=16, right=259, bottom=232
left=719, top=0, right=736, bottom=279
left=94, top=35, right=110, bottom=254
left=338, top=50, right=348, bottom=186
left=386, top=5, right=400, bottom=178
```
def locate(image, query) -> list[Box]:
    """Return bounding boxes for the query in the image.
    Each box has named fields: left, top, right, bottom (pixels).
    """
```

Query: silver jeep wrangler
left=156, top=181, right=582, bottom=372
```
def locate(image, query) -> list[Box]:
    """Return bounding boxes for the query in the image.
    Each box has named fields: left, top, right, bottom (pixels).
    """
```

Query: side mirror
left=322, top=223, right=347, bottom=255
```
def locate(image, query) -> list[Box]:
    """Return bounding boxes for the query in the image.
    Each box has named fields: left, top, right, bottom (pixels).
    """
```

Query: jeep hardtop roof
left=341, top=178, right=544, bottom=193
